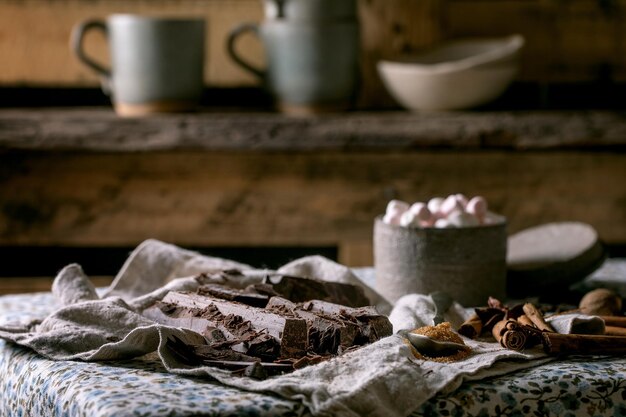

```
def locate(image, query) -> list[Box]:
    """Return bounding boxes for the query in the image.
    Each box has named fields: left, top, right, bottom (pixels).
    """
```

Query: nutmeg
left=579, top=288, right=623, bottom=316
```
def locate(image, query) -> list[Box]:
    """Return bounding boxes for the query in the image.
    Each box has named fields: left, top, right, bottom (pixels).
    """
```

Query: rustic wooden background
left=2, top=0, right=626, bottom=106
left=2, top=1, right=626, bottom=293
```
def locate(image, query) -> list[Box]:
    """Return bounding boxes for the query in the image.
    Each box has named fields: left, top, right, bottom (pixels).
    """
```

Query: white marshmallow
left=454, top=193, right=469, bottom=208
left=409, top=202, right=432, bottom=223
left=434, top=218, right=453, bottom=228
left=399, top=210, right=419, bottom=227
left=386, top=199, right=410, bottom=216
left=440, top=195, right=464, bottom=216
left=383, top=212, right=402, bottom=226
left=427, top=197, right=445, bottom=218
left=466, top=196, right=488, bottom=220
left=448, top=210, right=480, bottom=227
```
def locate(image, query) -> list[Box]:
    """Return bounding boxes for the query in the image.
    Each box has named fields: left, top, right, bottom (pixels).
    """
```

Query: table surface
left=1, top=260, right=626, bottom=417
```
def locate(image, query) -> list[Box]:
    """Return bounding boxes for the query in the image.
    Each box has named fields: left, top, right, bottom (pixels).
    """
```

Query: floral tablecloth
left=1, top=260, right=626, bottom=417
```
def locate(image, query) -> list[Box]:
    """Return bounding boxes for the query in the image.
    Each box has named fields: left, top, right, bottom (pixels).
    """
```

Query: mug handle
left=70, top=19, right=112, bottom=93
left=226, top=23, right=265, bottom=79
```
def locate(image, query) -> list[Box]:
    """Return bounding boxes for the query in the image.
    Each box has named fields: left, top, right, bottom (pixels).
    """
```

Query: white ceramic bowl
left=377, top=35, right=525, bottom=111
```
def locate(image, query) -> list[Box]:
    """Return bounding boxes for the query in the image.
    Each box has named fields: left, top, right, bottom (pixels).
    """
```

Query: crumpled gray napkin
left=0, top=239, right=555, bottom=417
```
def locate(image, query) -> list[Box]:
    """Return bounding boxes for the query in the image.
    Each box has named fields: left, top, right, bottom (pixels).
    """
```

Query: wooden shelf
left=1, top=108, right=626, bottom=152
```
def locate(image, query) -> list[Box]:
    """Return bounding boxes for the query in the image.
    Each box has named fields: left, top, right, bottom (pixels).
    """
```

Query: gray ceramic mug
left=71, top=15, right=205, bottom=117
left=261, top=0, right=357, bottom=21
left=227, top=20, right=360, bottom=114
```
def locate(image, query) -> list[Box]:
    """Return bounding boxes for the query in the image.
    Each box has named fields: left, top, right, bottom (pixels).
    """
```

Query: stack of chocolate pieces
left=144, top=270, right=392, bottom=379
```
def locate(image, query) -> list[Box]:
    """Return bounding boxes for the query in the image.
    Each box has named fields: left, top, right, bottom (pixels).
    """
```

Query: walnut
left=579, top=288, right=622, bottom=316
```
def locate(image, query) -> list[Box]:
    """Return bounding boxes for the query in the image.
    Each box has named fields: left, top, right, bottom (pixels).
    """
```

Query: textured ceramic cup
left=374, top=216, right=507, bottom=306
left=71, top=15, right=205, bottom=117
left=227, top=20, right=359, bottom=114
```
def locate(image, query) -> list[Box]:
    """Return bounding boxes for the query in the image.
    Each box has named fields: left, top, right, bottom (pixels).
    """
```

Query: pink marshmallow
left=440, top=195, right=464, bottom=216
left=448, top=210, right=480, bottom=227
left=383, top=212, right=402, bottom=226
left=386, top=199, right=410, bottom=216
left=427, top=197, right=444, bottom=217
left=409, top=202, right=432, bottom=223
left=399, top=210, right=419, bottom=227
left=466, top=196, right=488, bottom=221
left=454, top=193, right=469, bottom=208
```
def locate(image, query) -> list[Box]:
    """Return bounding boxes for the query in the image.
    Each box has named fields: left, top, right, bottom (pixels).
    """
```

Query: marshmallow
left=427, top=197, right=445, bottom=218
left=454, top=193, right=469, bottom=208
left=409, top=202, right=432, bottom=222
left=440, top=195, right=464, bottom=216
left=399, top=210, right=419, bottom=227
left=434, top=218, right=453, bottom=228
left=466, top=196, right=488, bottom=220
left=448, top=210, right=480, bottom=227
left=386, top=199, right=410, bottom=216
left=383, top=212, right=402, bottom=226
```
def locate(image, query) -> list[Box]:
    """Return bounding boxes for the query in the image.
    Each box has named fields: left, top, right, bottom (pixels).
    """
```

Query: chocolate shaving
left=197, top=284, right=269, bottom=308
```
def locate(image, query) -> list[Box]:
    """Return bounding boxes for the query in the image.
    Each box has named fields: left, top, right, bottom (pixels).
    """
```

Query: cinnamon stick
left=475, top=308, right=506, bottom=332
left=542, top=332, right=626, bottom=355
left=458, top=313, right=483, bottom=339
left=501, top=328, right=527, bottom=351
left=517, top=314, right=535, bottom=328
left=604, top=326, right=626, bottom=336
left=491, top=319, right=527, bottom=351
left=523, top=303, right=555, bottom=332
left=599, top=316, right=626, bottom=328
left=491, top=319, right=509, bottom=344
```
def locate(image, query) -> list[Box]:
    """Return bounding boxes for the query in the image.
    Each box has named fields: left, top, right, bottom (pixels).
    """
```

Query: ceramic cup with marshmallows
left=374, top=194, right=507, bottom=306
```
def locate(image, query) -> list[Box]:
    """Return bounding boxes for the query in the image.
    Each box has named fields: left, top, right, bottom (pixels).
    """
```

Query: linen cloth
left=0, top=239, right=555, bottom=417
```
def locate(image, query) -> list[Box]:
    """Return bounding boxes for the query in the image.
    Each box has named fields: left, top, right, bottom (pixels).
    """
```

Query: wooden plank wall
left=0, top=0, right=264, bottom=86
left=2, top=149, right=625, bottom=266
left=2, top=1, right=626, bottom=106
left=446, top=0, right=626, bottom=83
